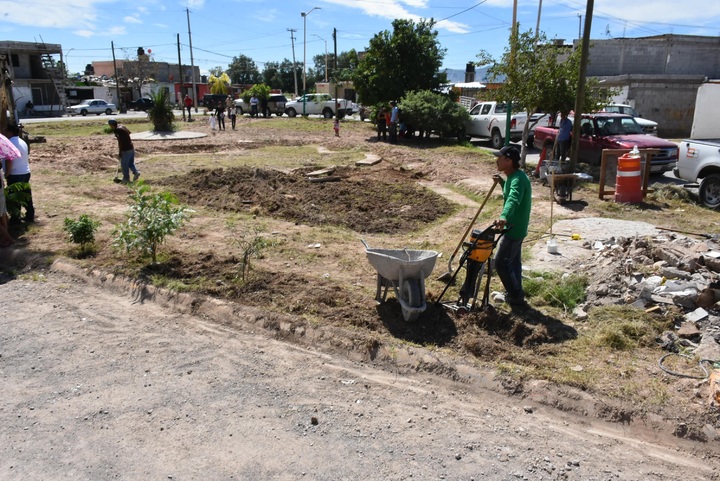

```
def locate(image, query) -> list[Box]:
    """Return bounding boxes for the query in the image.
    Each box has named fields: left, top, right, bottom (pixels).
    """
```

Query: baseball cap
left=108, top=119, right=118, bottom=126
left=493, top=145, right=520, bottom=163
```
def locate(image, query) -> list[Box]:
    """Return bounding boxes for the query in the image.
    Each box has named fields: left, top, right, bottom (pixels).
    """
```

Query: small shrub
left=63, top=214, right=100, bottom=252
left=234, top=230, right=278, bottom=282
left=113, top=183, right=192, bottom=264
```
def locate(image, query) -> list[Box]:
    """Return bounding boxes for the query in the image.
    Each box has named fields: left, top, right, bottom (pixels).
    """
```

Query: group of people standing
left=376, top=101, right=403, bottom=144
left=1, top=123, right=35, bottom=247
left=208, top=96, right=240, bottom=131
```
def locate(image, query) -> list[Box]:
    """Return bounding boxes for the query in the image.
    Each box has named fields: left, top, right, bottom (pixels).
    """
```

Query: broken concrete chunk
left=685, top=307, right=709, bottom=323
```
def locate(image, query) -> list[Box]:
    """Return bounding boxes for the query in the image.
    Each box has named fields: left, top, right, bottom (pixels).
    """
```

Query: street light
left=301, top=6, right=321, bottom=115
left=312, top=34, right=328, bottom=83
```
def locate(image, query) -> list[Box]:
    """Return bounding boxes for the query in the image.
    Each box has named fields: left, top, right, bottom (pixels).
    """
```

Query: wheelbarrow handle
left=446, top=177, right=500, bottom=273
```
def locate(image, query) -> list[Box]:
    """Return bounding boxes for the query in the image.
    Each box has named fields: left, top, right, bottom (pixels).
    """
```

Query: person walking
left=492, top=145, right=531, bottom=307
left=2, top=123, right=35, bottom=223
left=376, top=107, right=387, bottom=141
left=229, top=104, right=238, bottom=130
left=557, top=110, right=572, bottom=162
left=184, top=94, right=193, bottom=121
left=389, top=101, right=399, bottom=144
left=108, top=119, right=140, bottom=184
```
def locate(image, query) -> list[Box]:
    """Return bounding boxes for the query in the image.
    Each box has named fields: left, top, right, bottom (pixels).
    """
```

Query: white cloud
left=124, top=16, right=142, bottom=24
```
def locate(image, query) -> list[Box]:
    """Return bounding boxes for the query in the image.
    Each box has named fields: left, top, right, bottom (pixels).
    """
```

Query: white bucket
left=547, top=238, right=559, bottom=254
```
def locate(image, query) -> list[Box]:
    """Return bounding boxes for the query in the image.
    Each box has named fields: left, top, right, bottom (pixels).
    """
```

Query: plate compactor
left=436, top=222, right=509, bottom=316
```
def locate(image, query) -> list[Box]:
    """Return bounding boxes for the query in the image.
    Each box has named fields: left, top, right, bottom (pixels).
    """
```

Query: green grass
left=28, top=119, right=155, bottom=137
left=524, top=271, right=588, bottom=310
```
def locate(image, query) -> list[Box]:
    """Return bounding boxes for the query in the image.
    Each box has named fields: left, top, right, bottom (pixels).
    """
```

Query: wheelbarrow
left=362, top=240, right=438, bottom=321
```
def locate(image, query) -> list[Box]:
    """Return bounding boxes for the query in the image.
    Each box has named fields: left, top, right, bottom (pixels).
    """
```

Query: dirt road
left=1, top=263, right=718, bottom=480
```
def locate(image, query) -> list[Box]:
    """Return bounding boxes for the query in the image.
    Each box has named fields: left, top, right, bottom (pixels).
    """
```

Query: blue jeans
left=120, top=149, right=139, bottom=181
left=494, top=236, right=524, bottom=301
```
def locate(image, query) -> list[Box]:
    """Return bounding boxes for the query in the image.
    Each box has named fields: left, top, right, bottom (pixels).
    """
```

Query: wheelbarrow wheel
left=400, top=279, right=422, bottom=321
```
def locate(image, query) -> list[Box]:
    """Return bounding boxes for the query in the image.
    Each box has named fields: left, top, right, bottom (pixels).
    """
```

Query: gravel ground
left=1, top=262, right=718, bottom=481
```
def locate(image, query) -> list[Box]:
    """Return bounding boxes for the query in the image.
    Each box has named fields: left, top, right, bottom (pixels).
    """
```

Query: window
left=11, top=54, right=19, bottom=67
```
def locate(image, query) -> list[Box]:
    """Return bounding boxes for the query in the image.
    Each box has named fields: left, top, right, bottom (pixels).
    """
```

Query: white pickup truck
left=673, top=82, right=720, bottom=209
left=463, top=101, right=546, bottom=149
left=284, top=94, right=349, bottom=118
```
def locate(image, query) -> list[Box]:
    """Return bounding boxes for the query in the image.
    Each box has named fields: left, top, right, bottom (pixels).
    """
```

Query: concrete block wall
left=585, top=35, right=720, bottom=78
left=599, top=75, right=706, bottom=138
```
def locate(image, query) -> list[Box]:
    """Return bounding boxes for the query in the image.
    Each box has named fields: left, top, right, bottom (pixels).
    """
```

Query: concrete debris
left=579, top=232, right=720, bottom=357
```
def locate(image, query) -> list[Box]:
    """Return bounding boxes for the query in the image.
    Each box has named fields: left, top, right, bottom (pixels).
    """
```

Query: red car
left=534, top=113, right=678, bottom=174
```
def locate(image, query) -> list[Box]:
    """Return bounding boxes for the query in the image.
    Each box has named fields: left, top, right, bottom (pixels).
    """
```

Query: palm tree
left=147, top=89, right=175, bottom=132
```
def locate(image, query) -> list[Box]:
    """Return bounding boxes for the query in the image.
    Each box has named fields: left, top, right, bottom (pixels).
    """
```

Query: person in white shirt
left=2, top=123, right=34, bottom=223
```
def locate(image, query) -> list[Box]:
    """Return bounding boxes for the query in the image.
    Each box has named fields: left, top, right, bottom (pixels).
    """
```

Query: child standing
left=333, top=118, right=340, bottom=137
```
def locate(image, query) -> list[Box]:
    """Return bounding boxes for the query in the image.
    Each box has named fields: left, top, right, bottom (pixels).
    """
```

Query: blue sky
left=2, top=0, right=719, bottom=77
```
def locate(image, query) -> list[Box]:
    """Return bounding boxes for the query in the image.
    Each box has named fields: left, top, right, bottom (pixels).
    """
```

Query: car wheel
left=81, top=109, right=88, bottom=116
left=322, top=108, right=333, bottom=119
left=105, top=109, right=113, bottom=115
left=699, top=174, right=720, bottom=209
left=491, top=129, right=503, bottom=150
left=286, top=108, right=297, bottom=118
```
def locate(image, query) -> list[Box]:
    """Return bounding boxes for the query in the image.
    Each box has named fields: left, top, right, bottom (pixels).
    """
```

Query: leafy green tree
left=241, top=84, right=271, bottom=102
left=478, top=28, right=612, bottom=165
left=209, top=66, right=225, bottom=77
left=227, top=55, right=261, bottom=85
left=146, top=89, right=174, bottom=132
left=353, top=19, right=447, bottom=106
left=262, top=59, right=300, bottom=93
left=399, top=90, right=470, bottom=140
left=113, top=184, right=192, bottom=264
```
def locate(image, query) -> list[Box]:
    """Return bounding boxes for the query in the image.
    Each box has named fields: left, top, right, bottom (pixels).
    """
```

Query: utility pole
left=569, top=0, right=594, bottom=171
left=177, top=33, right=185, bottom=121
left=333, top=28, right=339, bottom=118
left=111, top=41, right=122, bottom=112
left=186, top=8, right=197, bottom=111
left=504, top=0, right=518, bottom=147
left=287, top=28, right=298, bottom=97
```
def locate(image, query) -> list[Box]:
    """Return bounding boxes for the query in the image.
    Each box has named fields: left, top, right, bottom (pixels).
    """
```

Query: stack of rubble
left=573, top=232, right=720, bottom=360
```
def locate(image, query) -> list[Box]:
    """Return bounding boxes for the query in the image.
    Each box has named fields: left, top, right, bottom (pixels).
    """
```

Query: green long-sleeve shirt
left=500, top=169, right=531, bottom=240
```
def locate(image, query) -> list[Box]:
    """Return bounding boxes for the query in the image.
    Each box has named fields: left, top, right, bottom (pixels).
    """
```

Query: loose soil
left=3, top=115, right=720, bottom=477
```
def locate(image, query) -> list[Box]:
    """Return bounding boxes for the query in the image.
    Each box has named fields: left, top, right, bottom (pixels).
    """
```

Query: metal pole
left=301, top=7, right=321, bottom=115
left=313, top=34, right=328, bottom=82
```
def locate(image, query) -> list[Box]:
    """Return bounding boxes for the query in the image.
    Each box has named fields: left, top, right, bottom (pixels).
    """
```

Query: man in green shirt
left=492, top=145, right=531, bottom=306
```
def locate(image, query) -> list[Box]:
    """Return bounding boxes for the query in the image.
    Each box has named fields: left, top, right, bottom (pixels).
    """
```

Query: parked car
left=129, top=98, right=154, bottom=111
left=284, top=94, right=349, bottom=118
left=67, top=99, right=117, bottom=116
left=201, top=94, right=233, bottom=107
left=233, top=94, right=287, bottom=116
left=533, top=112, right=678, bottom=174
left=601, top=104, right=658, bottom=135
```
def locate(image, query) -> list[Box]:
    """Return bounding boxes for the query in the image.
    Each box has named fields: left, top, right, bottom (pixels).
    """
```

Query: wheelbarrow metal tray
left=364, top=248, right=438, bottom=282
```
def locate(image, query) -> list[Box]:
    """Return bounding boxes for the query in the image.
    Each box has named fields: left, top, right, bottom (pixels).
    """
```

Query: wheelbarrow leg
left=375, top=274, right=391, bottom=303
